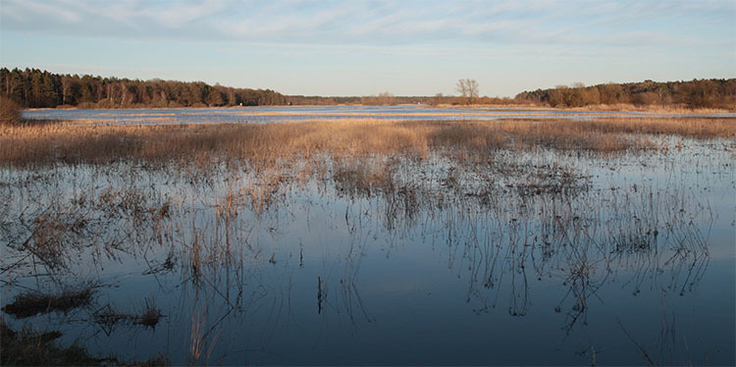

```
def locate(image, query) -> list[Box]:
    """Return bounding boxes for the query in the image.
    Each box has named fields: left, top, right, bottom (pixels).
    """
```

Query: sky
left=1, top=0, right=734, bottom=97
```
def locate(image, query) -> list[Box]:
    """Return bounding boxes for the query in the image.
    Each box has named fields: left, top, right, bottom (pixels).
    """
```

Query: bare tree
left=61, top=76, right=72, bottom=105
left=361, top=91, right=396, bottom=106
left=428, top=93, right=443, bottom=107
left=456, top=79, right=479, bottom=105
left=377, top=91, right=396, bottom=105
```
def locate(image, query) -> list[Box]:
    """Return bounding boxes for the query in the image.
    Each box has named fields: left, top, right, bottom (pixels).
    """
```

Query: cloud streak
left=2, top=0, right=733, bottom=47
left=1, top=0, right=733, bottom=96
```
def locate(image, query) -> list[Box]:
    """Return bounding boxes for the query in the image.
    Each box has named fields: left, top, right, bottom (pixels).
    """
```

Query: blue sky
left=1, top=0, right=734, bottom=97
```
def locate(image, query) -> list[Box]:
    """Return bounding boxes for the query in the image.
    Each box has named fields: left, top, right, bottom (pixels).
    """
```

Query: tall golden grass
left=1, top=118, right=734, bottom=168
left=570, top=103, right=734, bottom=114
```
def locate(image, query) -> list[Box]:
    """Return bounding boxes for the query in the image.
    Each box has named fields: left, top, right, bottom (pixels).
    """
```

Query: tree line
left=2, top=68, right=733, bottom=110
left=515, top=79, right=736, bottom=109
left=0, top=67, right=286, bottom=109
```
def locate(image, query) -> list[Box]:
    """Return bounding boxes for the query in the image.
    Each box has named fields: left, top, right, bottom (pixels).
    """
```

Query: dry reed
left=2, top=286, right=94, bottom=318
left=0, top=118, right=733, bottom=168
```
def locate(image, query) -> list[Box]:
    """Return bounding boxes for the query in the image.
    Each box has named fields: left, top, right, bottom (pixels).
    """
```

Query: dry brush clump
left=2, top=286, right=95, bottom=318
left=0, top=322, right=99, bottom=366
left=0, top=96, right=22, bottom=125
left=1, top=321, right=170, bottom=366
left=93, top=300, right=163, bottom=330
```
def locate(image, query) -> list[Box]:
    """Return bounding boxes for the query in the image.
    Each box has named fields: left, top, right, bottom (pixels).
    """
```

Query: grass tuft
left=2, top=287, right=94, bottom=318
left=0, top=322, right=99, bottom=366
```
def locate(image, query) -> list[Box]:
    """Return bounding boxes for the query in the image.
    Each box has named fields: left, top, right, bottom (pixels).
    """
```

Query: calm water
left=21, top=105, right=736, bottom=125
left=1, top=128, right=735, bottom=365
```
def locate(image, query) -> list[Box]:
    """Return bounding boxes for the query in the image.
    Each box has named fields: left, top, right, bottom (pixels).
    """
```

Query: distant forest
left=1, top=67, right=734, bottom=109
left=0, top=67, right=286, bottom=108
left=515, top=79, right=736, bottom=109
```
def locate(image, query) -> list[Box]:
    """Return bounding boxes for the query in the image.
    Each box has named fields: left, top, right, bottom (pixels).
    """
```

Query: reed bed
left=1, top=117, right=733, bottom=168
left=1, top=115, right=731, bottom=365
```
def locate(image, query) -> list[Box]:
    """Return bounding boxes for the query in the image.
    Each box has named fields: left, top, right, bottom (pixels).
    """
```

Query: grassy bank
left=0, top=322, right=168, bottom=366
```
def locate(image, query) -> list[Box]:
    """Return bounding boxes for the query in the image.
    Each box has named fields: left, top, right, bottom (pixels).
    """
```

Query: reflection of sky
left=21, top=106, right=736, bottom=125
left=1, top=1, right=734, bottom=96
left=1, top=140, right=734, bottom=365
left=583, top=141, right=736, bottom=259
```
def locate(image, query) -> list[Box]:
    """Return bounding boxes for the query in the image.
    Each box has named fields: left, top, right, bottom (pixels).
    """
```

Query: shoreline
left=24, top=104, right=736, bottom=115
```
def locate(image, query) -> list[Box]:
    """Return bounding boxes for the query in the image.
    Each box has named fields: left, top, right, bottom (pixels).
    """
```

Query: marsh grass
left=1, top=118, right=733, bottom=169
left=0, top=116, right=732, bottom=365
left=2, top=286, right=95, bottom=318
left=0, top=322, right=99, bottom=366
left=0, top=322, right=170, bottom=366
left=93, top=300, right=163, bottom=331
left=571, top=103, right=734, bottom=114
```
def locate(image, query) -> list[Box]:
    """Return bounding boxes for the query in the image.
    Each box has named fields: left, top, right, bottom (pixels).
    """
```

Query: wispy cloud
left=2, top=0, right=733, bottom=47
left=2, top=0, right=733, bottom=95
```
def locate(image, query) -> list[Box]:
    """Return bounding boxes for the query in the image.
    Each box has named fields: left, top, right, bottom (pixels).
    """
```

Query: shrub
left=76, top=101, right=97, bottom=109
left=0, top=96, right=21, bottom=125
left=631, top=92, right=661, bottom=106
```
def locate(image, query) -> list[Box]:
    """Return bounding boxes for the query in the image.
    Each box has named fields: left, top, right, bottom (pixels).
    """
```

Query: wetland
left=1, top=113, right=735, bottom=365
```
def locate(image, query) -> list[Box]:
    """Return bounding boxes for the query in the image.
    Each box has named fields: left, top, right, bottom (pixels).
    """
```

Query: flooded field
left=1, top=117, right=735, bottom=365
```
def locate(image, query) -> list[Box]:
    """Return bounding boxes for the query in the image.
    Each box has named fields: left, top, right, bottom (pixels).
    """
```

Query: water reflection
left=22, top=105, right=736, bottom=125
left=1, top=142, right=734, bottom=365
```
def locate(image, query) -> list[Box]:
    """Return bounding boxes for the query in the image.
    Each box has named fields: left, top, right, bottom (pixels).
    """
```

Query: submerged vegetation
left=1, top=322, right=99, bottom=366
left=1, top=322, right=169, bottom=366
left=2, top=287, right=95, bottom=318
left=1, top=115, right=734, bottom=365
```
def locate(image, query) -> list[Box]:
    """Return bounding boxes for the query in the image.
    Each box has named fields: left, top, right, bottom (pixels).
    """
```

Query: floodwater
left=1, top=120, right=735, bottom=365
left=21, top=105, right=736, bottom=125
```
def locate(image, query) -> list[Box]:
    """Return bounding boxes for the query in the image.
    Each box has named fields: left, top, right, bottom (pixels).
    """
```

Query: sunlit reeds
left=1, top=116, right=733, bottom=365
left=2, top=118, right=733, bottom=168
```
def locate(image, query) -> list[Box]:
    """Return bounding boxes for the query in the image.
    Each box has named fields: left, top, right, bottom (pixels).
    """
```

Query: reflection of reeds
left=244, top=169, right=284, bottom=215
left=451, top=176, right=716, bottom=335
left=92, top=299, right=163, bottom=335
left=1, top=114, right=731, bottom=364
left=618, top=304, right=708, bottom=367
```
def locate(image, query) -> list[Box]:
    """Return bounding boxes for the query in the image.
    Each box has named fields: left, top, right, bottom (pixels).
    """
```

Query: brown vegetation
left=2, top=287, right=94, bottom=318
left=517, top=79, right=736, bottom=110
left=93, top=301, right=163, bottom=329
left=1, top=96, right=21, bottom=125
left=361, top=91, right=397, bottom=105
left=456, top=79, right=480, bottom=105
left=1, top=322, right=100, bottom=366
left=1, top=118, right=734, bottom=168
left=1, top=322, right=170, bottom=366
left=1, top=116, right=728, bottom=365
left=567, top=103, right=733, bottom=114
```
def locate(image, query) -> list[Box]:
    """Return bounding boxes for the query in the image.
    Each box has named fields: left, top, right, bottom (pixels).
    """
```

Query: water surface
left=1, top=125, right=734, bottom=365
left=22, top=105, right=736, bottom=125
